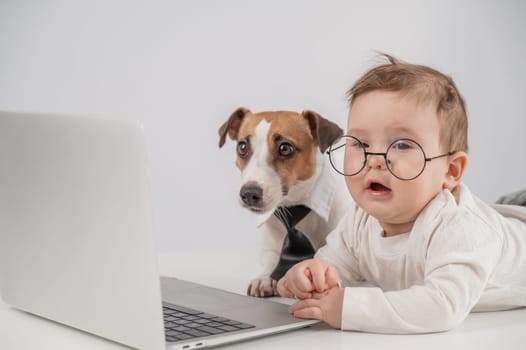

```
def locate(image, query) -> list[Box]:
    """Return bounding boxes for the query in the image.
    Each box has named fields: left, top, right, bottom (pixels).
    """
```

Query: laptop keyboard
left=163, top=304, right=256, bottom=342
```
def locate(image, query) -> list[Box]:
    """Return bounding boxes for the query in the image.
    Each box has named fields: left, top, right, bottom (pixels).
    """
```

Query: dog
left=219, top=107, right=353, bottom=297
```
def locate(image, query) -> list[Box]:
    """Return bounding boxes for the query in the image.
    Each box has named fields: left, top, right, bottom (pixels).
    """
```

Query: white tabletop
left=2, top=249, right=526, bottom=350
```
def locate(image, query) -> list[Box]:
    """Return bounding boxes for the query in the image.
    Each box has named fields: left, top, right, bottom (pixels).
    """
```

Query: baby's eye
left=348, top=138, right=367, bottom=148
left=390, top=140, right=416, bottom=151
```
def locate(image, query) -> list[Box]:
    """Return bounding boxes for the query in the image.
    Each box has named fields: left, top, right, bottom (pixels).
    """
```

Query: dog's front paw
left=247, top=277, right=278, bottom=297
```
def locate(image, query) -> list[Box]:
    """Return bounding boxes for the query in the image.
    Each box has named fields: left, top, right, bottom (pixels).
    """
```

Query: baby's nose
left=367, top=154, right=387, bottom=169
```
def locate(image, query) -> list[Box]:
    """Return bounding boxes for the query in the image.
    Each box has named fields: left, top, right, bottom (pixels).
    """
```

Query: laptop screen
left=0, top=111, right=166, bottom=350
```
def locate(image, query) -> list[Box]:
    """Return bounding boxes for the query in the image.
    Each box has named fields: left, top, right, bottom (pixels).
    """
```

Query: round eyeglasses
left=326, top=136, right=455, bottom=181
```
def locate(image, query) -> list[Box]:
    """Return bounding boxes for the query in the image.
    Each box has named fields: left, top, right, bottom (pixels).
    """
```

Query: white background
left=1, top=0, right=525, bottom=252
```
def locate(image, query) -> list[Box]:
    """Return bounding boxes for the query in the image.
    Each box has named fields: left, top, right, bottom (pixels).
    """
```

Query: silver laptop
left=0, top=111, right=318, bottom=350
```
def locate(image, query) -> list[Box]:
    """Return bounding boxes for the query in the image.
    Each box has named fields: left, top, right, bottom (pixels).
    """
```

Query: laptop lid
left=0, top=111, right=166, bottom=350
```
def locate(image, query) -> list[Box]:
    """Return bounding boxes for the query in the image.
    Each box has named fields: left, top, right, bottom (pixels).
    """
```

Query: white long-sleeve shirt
left=315, top=183, right=526, bottom=334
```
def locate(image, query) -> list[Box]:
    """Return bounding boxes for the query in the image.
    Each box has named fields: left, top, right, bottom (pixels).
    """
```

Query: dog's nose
left=240, top=184, right=263, bottom=207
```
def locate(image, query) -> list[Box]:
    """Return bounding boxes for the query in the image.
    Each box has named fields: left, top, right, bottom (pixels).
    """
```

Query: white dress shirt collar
left=255, top=158, right=336, bottom=227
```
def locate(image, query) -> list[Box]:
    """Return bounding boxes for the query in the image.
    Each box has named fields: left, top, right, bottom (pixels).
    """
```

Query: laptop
left=0, top=110, right=319, bottom=350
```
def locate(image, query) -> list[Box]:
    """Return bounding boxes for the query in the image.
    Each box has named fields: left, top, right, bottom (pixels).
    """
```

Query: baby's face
left=345, top=90, right=450, bottom=236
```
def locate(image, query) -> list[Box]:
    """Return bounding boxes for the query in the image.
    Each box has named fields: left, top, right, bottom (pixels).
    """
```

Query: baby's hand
left=288, top=286, right=344, bottom=329
left=276, top=259, right=340, bottom=299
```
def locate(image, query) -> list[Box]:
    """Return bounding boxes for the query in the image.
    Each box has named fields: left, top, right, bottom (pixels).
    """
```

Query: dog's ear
left=218, top=107, right=251, bottom=148
left=301, top=110, right=343, bottom=153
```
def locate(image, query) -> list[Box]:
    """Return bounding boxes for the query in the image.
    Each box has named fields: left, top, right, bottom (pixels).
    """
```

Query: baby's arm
left=287, top=207, right=503, bottom=333
left=336, top=219, right=502, bottom=333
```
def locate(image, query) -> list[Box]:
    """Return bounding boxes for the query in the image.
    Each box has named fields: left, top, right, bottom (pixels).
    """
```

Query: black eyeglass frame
left=326, top=135, right=456, bottom=181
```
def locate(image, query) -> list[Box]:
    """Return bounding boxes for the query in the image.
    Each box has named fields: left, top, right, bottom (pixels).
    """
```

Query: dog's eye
left=278, top=142, right=295, bottom=157
left=237, top=141, right=249, bottom=158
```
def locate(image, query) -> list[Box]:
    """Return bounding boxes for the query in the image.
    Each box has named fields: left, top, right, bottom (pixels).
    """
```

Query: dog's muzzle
left=239, top=183, right=263, bottom=208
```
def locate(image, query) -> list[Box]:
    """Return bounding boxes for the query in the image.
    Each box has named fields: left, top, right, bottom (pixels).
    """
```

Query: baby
left=277, top=54, right=526, bottom=333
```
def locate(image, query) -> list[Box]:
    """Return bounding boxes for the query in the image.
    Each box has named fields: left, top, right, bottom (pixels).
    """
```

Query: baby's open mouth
left=369, top=182, right=391, bottom=192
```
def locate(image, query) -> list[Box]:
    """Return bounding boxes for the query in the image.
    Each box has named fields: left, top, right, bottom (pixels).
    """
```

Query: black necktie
left=270, top=205, right=315, bottom=280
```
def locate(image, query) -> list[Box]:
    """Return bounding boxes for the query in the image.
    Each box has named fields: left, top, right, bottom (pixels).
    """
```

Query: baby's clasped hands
left=277, top=258, right=340, bottom=298
left=276, top=259, right=344, bottom=329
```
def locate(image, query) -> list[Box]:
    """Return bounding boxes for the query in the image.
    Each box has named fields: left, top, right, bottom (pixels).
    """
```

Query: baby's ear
left=443, top=152, right=469, bottom=190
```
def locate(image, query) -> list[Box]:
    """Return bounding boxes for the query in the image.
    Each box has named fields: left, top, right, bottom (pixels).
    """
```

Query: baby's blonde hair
left=347, top=54, right=468, bottom=153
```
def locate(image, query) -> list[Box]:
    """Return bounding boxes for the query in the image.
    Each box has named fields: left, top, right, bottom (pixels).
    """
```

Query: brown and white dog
left=219, top=107, right=353, bottom=297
